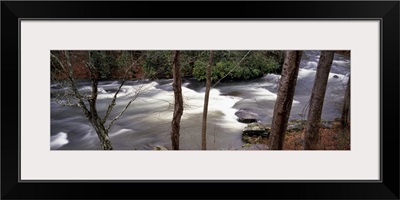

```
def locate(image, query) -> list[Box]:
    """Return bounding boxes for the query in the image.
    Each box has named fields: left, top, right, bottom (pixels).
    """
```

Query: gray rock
left=238, top=118, right=258, bottom=123
left=287, top=120, right=306, bottom=132
left=321, top=121, right=333, bottom=129
left=153, top=145, right=168, bottom=150
left=243, top=123, right=270, bottom=138
left=235, top=109, right=259, bottom=124
left=242, top=135, right=263, bottom=144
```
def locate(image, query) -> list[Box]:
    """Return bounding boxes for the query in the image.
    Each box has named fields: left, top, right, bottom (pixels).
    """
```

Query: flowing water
left=51, top=51, right=350, bottom=150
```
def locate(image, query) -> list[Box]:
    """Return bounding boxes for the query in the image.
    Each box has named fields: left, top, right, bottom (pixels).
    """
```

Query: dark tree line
left=52, top=51, right=284, bottom=81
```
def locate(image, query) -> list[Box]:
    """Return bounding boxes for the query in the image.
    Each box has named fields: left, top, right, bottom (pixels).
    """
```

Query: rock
left=286, top=120, right=333, bottom=132
left=221, top=91, right=241, bottom=97
left=153, top=145, right=168, bottom=150
left=238, top=118, right=258, bottom=123
left=242, top=143, right=253, bottom=148
left=287, top=120, right=306, bottom=132
left=242, top=135, right=263, bottom=144
left=243, top=123, right=270, bottom=138
left=235, top=109, right=259, bottom=124
left=287, top=124, right=303, bottom=132
left=333, top=75, right=339, bottom=78
left=320, top=121, right=333, bottom=129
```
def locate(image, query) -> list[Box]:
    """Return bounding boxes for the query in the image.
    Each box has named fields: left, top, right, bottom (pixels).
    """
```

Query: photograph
left=50, top=50, right=351, bottom=150
left=2, top=0, right=398, bottom=199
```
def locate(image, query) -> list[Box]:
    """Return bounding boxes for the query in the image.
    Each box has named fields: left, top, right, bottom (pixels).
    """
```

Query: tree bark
left=201, top=51, right=213, bottom=150
left=170, top=51, right=183, bottom=150
left=341, top=76, right=350, bottom=128
left=269, top=51, right=303, bottom=150
left=303, top=51, right=335, bottom=150
left=91, top=117, right=113, bottom=150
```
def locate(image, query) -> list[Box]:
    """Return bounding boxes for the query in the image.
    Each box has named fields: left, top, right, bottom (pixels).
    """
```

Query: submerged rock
left=235, top=109, right=259, bottom=124
left=153, top=145, right=168, bottom=150
left=238, top=118, right=258, bottom=123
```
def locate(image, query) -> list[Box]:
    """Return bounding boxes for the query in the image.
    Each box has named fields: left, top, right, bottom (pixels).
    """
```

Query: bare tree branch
left=50, top=53, right=69, bottom=78
left=102, top=54, right=145, bottom=123
left=51, top=51, right=91, bottom=118
left=253, top=97, right=269, bottom=113
left=52, top=90, right=79, bottom=107
left=212, top=50, right=251, bottom=87
left=54, top=100, right=79, bottom=107
left=65, top=51, right=91, bottom=118
left=105, top=85, right=144, bottom=132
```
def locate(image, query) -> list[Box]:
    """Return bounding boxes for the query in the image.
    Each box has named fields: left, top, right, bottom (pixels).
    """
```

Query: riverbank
left=241, top=120, right=350, bottom=150
left=283, top=121, right=350, bottom=150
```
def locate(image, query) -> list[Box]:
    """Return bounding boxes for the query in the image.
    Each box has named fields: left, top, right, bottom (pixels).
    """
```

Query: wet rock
left=286, top=120, right=334, bottom=132
left=241, top=143, right=253, bottom=148
left=235, top=109, right=259, bottom=124
left=238, top=118, right=258, bottom=123
left=287, top=124, right=304, bottom=132
left=221, top=91, right=241, bottom=97
left=242, top=135, right=263, bottom=144
left=320, top=121, right=333, bottom=129
left=243, top=123, right=270, bottom=138
left=287, top=120, right=306, bottom=132
left=153, top=145, right=168, bottom=150
left=333, top=75, right=339, bottom=79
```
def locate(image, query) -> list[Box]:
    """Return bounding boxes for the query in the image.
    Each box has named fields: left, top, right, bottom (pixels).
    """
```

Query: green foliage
left=90, top=51, right=133, bottom=79
left=179, top=51, right=208, bottom=77
left=142, top=51, right=173, bottom=79
left=90, top=51, right=113, bottom=79
left=192, top=51, right=283, bottom=81
left=101, top=50, right=284, bottom=81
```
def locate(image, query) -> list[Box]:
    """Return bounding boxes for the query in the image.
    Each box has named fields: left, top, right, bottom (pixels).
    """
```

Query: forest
left=50, top=50, right=350, bottom=150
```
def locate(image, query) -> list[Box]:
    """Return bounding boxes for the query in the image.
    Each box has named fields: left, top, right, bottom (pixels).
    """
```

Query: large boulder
left=238, top=118, right=258, bottom=123
left=243, top=123, right=270, bottom=138
left=235, top=109, right=259, bottom=124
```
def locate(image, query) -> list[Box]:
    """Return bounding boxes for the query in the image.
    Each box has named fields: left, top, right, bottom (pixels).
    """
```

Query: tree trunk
left=341, top=76, right=350, bottom=128
left=89, top=98, right=112, bottom=150
left=269, top=51, right=303, bottom=150
left=201, top=51, right=214, bottom=150
left=170, top=51, right=183, bottom=150
left=303, top=51, right=335, bottom=150
left=91, top=117, right=113, bottom=150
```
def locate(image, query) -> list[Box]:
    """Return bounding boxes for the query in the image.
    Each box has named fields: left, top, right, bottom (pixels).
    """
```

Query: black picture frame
left=1, top=1, right=399, bottom=199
